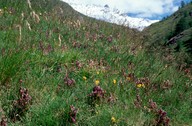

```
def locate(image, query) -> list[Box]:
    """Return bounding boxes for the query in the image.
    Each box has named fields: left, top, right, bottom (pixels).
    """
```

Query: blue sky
left=128, top=0, right=191, bottom=20
left=63, top=0, right=191, bottom=20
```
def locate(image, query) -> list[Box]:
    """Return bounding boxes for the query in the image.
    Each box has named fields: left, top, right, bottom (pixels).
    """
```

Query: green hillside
left=0, top=0, right=192, bottom=125
left=145, top=2, right=192, bottom=65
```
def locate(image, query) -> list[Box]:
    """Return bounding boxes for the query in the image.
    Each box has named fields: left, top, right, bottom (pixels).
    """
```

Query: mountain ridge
left=62, top=1, right=159, bottom=30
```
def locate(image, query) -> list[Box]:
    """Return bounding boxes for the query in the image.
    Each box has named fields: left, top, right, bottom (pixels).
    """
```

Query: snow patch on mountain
left=61, top=1, right=159, bottom=30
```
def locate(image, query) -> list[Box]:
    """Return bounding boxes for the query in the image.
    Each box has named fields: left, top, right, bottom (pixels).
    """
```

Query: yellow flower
left=127, top=77, right=131, bottom=81
left=137, top=83, right=145, bottom=88
left=137, top=84, right=142, bottom=88
left=113, top=79, right=117, bottom=85
left=111, top=116, right=117, bottom=123
left=142, top=84, right=145, bottom=88
left=96, top=71, right=100, bottom=75
left=95, top=80, right=100, bottom=86
left=83, top=76, right=87, bottom=80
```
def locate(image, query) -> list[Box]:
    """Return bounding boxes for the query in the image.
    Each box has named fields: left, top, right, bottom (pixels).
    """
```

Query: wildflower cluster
left=68, top=105, right=78, bottom=123
left=90, top=86, right=105, bottom=99
left=0, top=117, right=7, bottom=126
left=2, top=0, right=192, bottom=125
left=107, top=35, right=113, bottom=43
left=136, top=78, right=150, bottom=88
left=156, top=109, right=170, bottom=125
left=16, top=87, right=32, bottom=108
left=76, top=60, right=83, bottom=69
left=148, top=99, right=170, bottom=126
left=136, top=80, right=145, bottom=88
left=88, top=86, right=105, bottom=105
left=10, top=87, right=32, bottom=121
left=64, top=74, right=75, bottom=86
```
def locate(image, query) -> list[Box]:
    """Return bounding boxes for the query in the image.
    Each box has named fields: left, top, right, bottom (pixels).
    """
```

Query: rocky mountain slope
left=145, top=2, right=192, bottom=59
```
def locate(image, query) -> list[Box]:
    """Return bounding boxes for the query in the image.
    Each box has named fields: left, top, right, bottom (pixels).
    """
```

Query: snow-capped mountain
left=61, top=1, right=159, bottom=30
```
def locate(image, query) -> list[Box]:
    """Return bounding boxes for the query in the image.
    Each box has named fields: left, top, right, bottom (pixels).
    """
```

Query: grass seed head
left=83, top=76, right=87, bottom=80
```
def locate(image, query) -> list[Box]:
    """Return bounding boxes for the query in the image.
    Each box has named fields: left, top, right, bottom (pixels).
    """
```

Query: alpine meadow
left=0, top=0, right=192, bottom=126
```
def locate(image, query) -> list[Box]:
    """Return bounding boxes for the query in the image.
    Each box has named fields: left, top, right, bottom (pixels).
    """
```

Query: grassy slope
left=144, top=3, right=192, bottom=66
left=0, top=0, right=192, bottom=125
left=145, top=3, right=192, bottom=45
